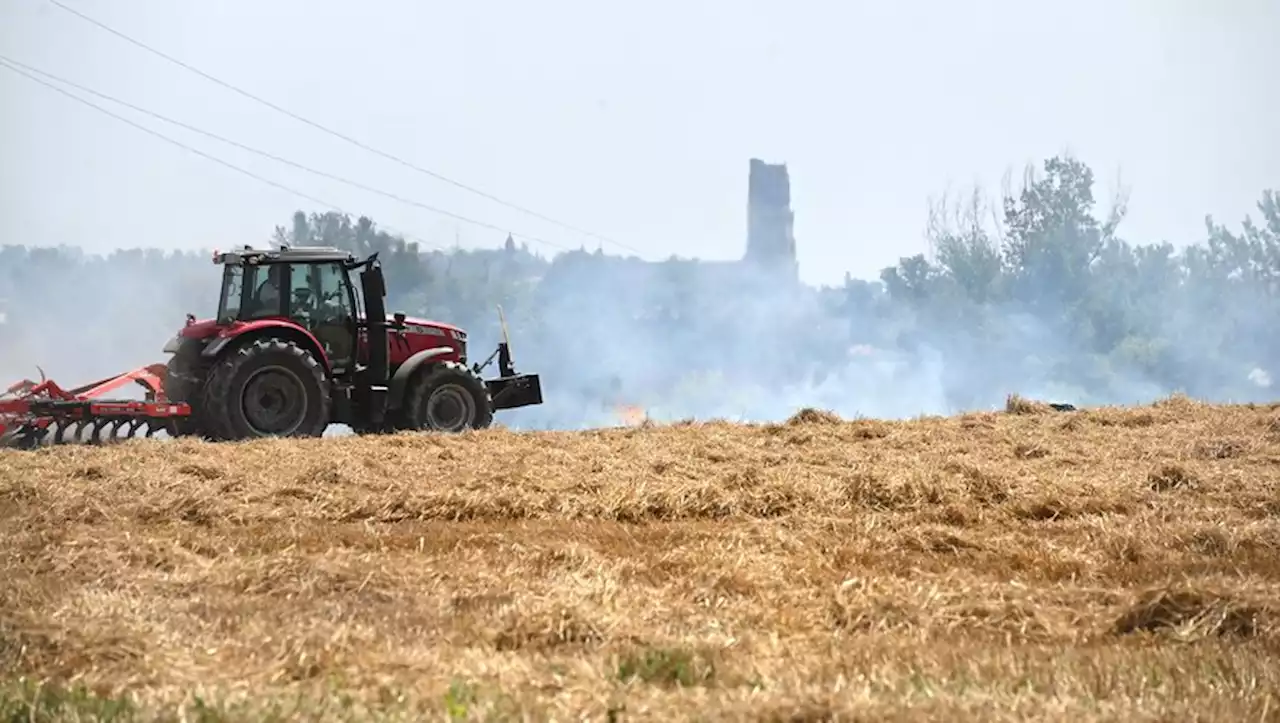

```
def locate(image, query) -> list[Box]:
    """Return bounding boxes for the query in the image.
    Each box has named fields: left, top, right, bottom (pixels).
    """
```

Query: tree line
left=1, top=154, right=1277, bottom=427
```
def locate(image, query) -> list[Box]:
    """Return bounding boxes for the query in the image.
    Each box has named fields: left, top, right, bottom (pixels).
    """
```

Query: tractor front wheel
left=404, top=362, right=494, bottom=433
left=202, top=338, right=331, bottom=441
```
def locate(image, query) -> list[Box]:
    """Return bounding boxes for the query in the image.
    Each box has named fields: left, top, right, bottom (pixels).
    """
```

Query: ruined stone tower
left=744, top=158, right=799, bottom=280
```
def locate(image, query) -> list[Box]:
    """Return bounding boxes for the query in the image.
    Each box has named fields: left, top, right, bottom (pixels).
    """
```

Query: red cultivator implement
left=0, top=364, right=191, bottom=449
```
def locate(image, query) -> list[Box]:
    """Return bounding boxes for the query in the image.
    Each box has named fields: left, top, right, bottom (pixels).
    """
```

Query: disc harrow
left=0, top=363, right=191, bottom=450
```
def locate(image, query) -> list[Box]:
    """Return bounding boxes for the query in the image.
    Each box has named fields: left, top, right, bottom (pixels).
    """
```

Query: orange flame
left=615, top=404, right=647, bottom=426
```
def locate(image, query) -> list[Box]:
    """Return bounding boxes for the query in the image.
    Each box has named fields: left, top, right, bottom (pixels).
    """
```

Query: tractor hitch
left=473, top=341, right=543, bottom=411
left=467, top=306, right=543, bottom=412
left=486, top=371, right=544, bottom=411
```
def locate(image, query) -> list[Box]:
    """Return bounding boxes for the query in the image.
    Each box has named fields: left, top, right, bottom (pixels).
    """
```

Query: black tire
left=162, top=340, right=209, bottom=438
left=202, top=338, right=331, bottom=441
left=403, top=361, right=494, bottom=433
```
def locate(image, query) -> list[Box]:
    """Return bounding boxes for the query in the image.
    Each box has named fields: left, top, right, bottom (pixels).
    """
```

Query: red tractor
left=0, top=245, right=542, bottom=447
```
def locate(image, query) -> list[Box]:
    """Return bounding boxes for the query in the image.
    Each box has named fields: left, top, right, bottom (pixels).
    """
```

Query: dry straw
left=2, top=395, right=1279, bottom=720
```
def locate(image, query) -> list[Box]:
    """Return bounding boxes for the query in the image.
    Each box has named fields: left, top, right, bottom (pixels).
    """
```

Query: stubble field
left=2, top=395, right=1280, bottom=721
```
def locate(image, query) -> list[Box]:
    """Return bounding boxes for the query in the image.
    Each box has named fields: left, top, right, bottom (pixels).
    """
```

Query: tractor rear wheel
left=404, top=361, right=494, bottom=433
left=202, top=338, right=330, bottom=441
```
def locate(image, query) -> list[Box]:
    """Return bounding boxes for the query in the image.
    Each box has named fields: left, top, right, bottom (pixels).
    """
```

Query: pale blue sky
left=2, top=0, right=1277, bottom=286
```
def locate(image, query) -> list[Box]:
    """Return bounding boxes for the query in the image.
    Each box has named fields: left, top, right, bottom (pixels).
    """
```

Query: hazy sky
left=2, top=0, right=1277, bottom=286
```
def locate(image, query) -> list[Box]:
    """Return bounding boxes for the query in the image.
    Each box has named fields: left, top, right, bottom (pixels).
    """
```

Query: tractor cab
left=204, top=246, right=475, bottom=376
left=209, top=246, right=372, bottom=374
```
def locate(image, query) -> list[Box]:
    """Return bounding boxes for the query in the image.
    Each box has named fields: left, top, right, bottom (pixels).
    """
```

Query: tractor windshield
left=217, top=265, right=245, bottom=324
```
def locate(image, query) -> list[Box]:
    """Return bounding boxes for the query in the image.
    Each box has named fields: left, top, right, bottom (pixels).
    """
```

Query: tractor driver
left=247, top=264, right=285, bottom=318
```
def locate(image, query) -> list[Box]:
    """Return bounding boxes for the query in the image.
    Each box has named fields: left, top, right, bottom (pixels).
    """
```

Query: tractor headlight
left=162, top=334, right=182, bottom=354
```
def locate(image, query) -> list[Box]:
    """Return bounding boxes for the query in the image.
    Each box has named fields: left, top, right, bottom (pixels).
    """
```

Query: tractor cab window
left=287, top=263, right=319, bottom=321
left=285, top=262, right=353, bottom=322
left=217, top=265, right=245, bottom=323
left=315, top=263, right=354, bottom=322
left=243, top=264, right=286, bottom=320
left=290, top=262, right=355, bottom=369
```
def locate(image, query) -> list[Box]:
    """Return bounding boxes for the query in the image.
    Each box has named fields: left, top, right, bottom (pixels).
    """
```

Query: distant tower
left=744, top=158, right=799, bottom=280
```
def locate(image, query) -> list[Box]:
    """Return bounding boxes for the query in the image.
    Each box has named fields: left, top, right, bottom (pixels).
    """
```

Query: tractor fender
left=200, top=320, right=331, bottom=374
left=387, top=346, right=456, bottom=411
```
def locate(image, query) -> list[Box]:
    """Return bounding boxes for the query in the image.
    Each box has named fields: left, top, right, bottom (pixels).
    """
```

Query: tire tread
left=202, top=337, right=330, bottom=441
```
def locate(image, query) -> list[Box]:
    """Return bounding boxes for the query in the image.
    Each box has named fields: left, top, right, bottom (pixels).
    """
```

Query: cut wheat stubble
left=1, top=396, right=1278, bottom=721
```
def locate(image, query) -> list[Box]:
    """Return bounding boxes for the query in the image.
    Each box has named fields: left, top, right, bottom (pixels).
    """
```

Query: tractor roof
left=213, top=245, right=357, bottom=266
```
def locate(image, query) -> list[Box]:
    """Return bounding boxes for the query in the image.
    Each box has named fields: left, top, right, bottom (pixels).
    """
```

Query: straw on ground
left=2, top=395, right=1279, bottom=721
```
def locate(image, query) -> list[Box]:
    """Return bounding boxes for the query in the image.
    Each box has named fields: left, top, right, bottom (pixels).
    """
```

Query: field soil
left=2, top=396, right=1280, bottom=721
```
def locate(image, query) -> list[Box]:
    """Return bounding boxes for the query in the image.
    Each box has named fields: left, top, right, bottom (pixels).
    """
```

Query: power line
left=0, top=57, right=458, bottom=254
left=44, top=0, right=645, bottom=256
left=0, top=54, right=571, bottom=252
